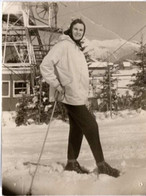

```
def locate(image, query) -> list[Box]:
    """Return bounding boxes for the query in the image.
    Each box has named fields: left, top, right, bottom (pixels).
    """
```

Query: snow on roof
left=117, top=68, right=139, bottom=75
left=89, top=61, right=107, bottom=68
left=134, top=60, right=142, bottom=63
left=123, top=62, right=131, bottom=67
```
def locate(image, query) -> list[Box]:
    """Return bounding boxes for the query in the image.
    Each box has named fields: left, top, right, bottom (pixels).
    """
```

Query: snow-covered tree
left=129, top=41, right=146, bottom=110
left=98, top=64, right=118, bottom=113
left=15, top=77, right=68, bottom=126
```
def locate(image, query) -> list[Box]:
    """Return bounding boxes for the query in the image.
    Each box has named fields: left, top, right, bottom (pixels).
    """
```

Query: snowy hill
left=83, top=38, right=140, bottom=63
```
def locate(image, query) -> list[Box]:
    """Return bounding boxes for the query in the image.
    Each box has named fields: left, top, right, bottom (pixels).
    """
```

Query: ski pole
left=27, top=92, right=59, bottom=195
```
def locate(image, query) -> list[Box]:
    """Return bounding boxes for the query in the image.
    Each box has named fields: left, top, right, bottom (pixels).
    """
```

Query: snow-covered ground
left=2, top=110, right=146, bottom=195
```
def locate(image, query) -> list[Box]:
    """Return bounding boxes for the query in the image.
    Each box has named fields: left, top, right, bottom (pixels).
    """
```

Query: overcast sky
left=57, top=1, right=146, bottom=42
left=1, top=1, right=146, bottom=42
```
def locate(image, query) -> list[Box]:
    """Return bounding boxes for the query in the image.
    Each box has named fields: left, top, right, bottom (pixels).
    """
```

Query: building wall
left=2, top=73, right=31, bottom=111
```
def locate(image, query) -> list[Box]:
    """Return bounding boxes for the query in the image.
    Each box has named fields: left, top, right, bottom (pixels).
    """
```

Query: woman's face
left=72, top=23, right=84, bottom=41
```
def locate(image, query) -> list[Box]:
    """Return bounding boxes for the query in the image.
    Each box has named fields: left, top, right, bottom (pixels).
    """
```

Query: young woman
left=40, top=19, right=120, bottom=177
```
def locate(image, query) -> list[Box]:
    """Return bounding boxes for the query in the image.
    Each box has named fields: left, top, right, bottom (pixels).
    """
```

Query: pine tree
left=129, top=38, right=146, bottom=110
left=15, top=94, right=30, bottom=126
left=98, top=63, right=118, bottom=115
left=15, top=76, right=68, bottom=126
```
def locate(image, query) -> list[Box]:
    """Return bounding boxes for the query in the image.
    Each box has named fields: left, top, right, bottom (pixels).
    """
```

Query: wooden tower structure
left=2, top=2, right=62, bottom=110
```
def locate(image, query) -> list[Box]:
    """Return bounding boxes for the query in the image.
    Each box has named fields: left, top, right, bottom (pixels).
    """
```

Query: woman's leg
left=67, top=114, right=83, bottom=160
left=65, top=104, right=104, bottom=164
left=65, top=104, right=120, bottom=177
left=65, top=112, right=89, bottom=174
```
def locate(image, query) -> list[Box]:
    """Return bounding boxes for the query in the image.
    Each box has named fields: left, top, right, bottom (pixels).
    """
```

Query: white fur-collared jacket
left=40, top=34, right=89, bottom=105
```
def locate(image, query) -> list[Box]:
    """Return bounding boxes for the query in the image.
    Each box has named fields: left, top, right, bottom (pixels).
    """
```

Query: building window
left=2, top=81, right=10, bottom=97
left=2, top=45, right=29, bottom=64
left=13, top=81, right=30, bottom=97
left=3, top=14, right=24, bottom=26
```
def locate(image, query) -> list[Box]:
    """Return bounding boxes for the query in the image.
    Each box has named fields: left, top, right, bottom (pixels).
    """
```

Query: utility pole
left=107, top=52, right=112, bottom=118
left=140, top=35, right=145, bottom=79
left=108, top=63, right=112, bottom=118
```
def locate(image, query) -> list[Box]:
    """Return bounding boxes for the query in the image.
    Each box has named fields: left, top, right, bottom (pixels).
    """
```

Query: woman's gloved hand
left=55, top=85, right=65, bottom=101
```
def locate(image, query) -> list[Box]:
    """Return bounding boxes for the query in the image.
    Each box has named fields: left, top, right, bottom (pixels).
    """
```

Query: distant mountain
left=82, top=38, right=140, bottom=63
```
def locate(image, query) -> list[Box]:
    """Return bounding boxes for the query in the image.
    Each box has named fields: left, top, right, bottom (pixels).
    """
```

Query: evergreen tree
left=15, top=94, right=30, bottom=126
left=98, top=64, right=118, bottom=114
left=129, top=40, right=146, bottom=110
left=15, top=76, right=68, bottom=126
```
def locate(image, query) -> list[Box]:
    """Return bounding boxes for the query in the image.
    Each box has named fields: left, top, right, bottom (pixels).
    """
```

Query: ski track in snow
left=2, top=110, right=146, bottom=195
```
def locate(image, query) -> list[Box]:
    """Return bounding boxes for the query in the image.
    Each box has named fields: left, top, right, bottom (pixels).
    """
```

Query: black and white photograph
left=1, top=1, right=146, bottom=195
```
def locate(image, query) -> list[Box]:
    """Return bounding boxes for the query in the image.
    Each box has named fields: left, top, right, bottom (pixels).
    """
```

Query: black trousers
left=64, top=104, right=104, bottom=164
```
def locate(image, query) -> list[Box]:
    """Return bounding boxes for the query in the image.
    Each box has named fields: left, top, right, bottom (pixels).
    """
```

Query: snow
left=2, top=110, right=146, bottom=195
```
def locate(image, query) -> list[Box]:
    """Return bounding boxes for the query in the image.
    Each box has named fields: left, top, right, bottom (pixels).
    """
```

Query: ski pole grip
left=54, top=90, right=59, bottom=101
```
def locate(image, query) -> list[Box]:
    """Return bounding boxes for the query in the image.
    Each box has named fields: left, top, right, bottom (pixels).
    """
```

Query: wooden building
left=2, top=2, right=62, bottom=111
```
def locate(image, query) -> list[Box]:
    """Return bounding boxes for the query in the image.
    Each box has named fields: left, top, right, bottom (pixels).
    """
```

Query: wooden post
left=107, top=59, right=112, bottom=118
left=140, top=35, right=145, bottom=78
left=3, top=13, right=10, bottom=64
left=38, top=77, right=42, bottom=124
left=109, top=65, right=112, bottom=118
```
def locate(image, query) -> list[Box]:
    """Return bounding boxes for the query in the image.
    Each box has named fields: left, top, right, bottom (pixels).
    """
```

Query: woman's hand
left=56, top=85, right=65, bottom=94
left=55, top=85, right=65, bottom=101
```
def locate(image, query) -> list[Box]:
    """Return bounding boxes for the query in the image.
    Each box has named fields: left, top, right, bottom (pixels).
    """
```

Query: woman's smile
left=72, top=23, right=84, bottom=41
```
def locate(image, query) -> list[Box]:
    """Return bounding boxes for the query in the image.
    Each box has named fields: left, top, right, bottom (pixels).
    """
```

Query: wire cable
left=103, top=24, right=146, bottom=62
left=58, top=2, right=108, bottom=18
left=87, top=23, right=146, bottom=72
left=129, top=2, right=146, bottom=17
left=76, top=2, right=146, bottom=65
left=80, top=13, right=121, bottom=39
